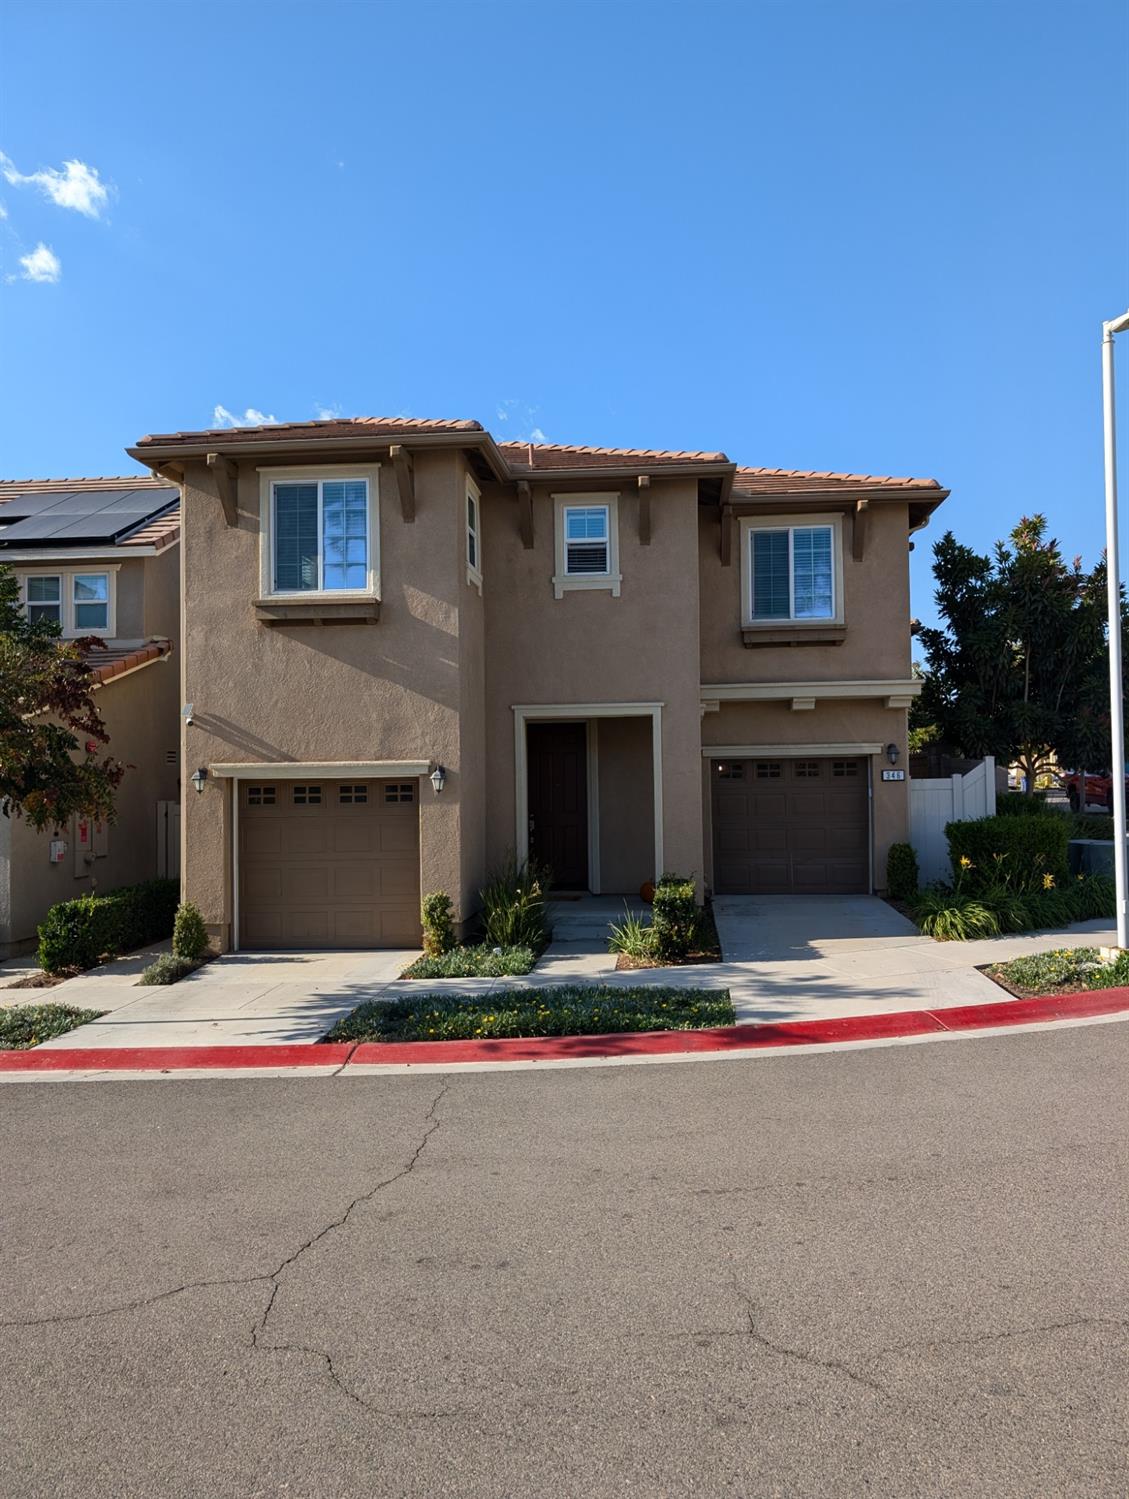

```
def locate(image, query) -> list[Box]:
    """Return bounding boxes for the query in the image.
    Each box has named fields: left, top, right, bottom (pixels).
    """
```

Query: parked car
left=1062, top=770, right=1128, bottom=813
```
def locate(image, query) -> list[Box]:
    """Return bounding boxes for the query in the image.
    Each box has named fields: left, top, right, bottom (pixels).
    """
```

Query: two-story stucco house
left=0, top=477, right=181, bottom=956
left=126, top=417, right=947, bottom=952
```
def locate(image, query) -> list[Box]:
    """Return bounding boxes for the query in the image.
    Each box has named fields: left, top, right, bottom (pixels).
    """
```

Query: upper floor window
left=466, top=477, right=482, bottom=591
left=740, top=515, right=843, bottom=629
left=21, top=569, right=114, bottom=636
left=552, top=493, right=621, bottom=599
left=259, top=467, right=380, bottom=600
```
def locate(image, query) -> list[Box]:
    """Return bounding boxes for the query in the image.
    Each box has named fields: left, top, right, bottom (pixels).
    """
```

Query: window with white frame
left=745, top=520, right=839, bottom=623
left=21, top=570, right=113, bottom=635
left=552, top=493, right=621, bottom=598
left=270, top=476, right=371, bottom=594
left=466, top=478, right=482, bottom=589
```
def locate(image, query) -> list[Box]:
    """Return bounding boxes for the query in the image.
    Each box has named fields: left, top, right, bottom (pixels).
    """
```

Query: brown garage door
left=712, top=757, right=869, bottom=894
left=239, top=779, right=421, bottom=949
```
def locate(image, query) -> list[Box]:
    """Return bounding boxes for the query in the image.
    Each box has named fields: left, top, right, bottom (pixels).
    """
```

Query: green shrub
left=1072, top=873, right=1116, bottom=920
left=172, top=901, right=209, bottom=960
left=420, top=892, right=456, bottom=957
left=886, top=843, right=919, bottom=901
left=37, top=878, right=179, bottom=974
left=0, top=1002, right=105, bottom=1050
left=607, top=907, right=656, bottom=961
left=946, top=815, right=1069, bottom=894
left=996, top=791, right=1049, bottom=816
left=402, top=944, right=536, bottom=979
left=912, top=889, right=1000, bottom=941
left=323, top=984, right=736, bottom=1043
left=989, top=945, right=1129, bottom=996
left=651, top=875, right=697, bottom=960
left=979, top=884, right=1034, bottom=933
left=479, top=856, right=551, bottom=950
left=1062, top=811, right=1115, bottom=841
left=139, top=953, right=204, bottom=986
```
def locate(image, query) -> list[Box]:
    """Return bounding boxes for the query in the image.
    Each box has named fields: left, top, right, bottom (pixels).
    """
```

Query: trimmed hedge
left=995, top=791, right=1049, bottom=817
left=945, top=815, right=1069, bottom=893
left=886, top=842, right=919, bottom=902
left=37, top=878, right=179, bottom=974
left=652, top=875, right=697, bottom=960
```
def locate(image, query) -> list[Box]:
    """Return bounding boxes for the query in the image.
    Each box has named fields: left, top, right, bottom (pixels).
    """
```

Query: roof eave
left=127, top=428, right=512, bottom=481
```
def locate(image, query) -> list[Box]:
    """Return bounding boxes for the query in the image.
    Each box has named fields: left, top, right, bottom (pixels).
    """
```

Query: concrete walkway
left=9, top=895, right=1117, bottom=1049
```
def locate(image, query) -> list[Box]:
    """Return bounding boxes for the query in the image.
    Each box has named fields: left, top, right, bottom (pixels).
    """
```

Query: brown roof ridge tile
left=498, top=439, right=729, bottom=462
left=87, top=639, right=173, bottom=686
left=136, top=415, right=483, bottom=445
left=734, top=464, right=942, bottom=489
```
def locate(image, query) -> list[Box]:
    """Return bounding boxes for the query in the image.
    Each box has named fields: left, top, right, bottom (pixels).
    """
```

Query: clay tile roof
left=498, top=440, right=729, bottom=471
left=0, top=475, right=169, bottom=498
left=86, top=639, right=173, bottom=687
left=135, top=416, right=483, bottom=447
left=732, top=465, right=943, bottom=495
left=119, top=503, right=181, bottom=550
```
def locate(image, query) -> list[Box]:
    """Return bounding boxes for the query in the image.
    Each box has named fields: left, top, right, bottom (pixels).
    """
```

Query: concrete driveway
left=712, top=895, right=1117, bottom=1023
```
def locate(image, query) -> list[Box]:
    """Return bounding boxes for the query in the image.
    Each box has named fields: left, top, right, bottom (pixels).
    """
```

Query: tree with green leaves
left=915, top=515, right=1121, bottom=791
left=0, top=563, right=124, bottom=830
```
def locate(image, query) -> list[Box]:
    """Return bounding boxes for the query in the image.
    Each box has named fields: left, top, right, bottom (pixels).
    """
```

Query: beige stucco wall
left=1, top=653, right=180, bottom=955
left=700, top=699, right=910, bottom=892
left=597, top=716, right=655, bottom=893
left=481, top=475, right=704, bottom=893
left=179, top=446, right=485, bottom=947
left=699, top=501, right=914, bottom=685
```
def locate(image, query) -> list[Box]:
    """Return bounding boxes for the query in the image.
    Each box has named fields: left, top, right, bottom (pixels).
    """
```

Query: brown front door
left=527, top=722, right=588, bottom=889
left=712, top=756, right=869, bottom=894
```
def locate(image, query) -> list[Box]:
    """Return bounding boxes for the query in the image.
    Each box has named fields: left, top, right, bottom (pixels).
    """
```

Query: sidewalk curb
left=3, top=988, right=1128, bottom=1074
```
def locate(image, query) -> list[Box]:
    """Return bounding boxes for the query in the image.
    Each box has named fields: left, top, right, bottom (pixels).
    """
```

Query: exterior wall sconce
left=181, top=703, right=195, bottom=727
left=190, top=767, right=209, bottom=795
left=886, top=743, right=900, bottom=766
left=429, top=765, right=446, bottom=795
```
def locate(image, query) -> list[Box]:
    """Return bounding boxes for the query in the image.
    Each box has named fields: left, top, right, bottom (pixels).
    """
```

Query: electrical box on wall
left=49, top=840, right=66, bottom=864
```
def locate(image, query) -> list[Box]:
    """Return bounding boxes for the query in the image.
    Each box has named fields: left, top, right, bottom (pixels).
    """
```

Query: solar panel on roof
left=0, top=487, right=178, bottom=547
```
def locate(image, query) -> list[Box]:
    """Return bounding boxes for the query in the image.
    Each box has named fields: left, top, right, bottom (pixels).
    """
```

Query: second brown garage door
left=239, top=778, right=421, bottom=949
left=712, top=756, right=870, bottom=894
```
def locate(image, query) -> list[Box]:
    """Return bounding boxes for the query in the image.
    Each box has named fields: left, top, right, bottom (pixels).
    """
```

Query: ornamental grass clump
left=607, top=906, right=655, bottom=961
left=479, top=856, right=551, bottom=951
left=324, top=985, right=736, bottom=1044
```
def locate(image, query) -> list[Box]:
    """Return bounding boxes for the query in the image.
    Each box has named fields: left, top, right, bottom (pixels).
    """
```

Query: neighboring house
left=0, top=477, right=181, bottom=956
left=126, top=417, right=947, bottom=952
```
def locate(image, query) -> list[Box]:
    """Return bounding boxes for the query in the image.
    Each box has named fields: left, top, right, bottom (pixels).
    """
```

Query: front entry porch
left=515, top=704, right=663, bottom=895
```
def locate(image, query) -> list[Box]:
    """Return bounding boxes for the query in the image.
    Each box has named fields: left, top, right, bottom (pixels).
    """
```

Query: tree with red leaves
left=0, top=564, right=124, bottom=831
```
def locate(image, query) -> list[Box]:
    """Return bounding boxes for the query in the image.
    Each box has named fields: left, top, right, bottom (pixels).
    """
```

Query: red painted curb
left=2, top=988, right=1127, bottom=1072
left=0, top=1042, right=357, bottom=1072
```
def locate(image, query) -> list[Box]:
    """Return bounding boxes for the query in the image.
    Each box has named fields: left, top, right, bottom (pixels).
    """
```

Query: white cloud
left=528, top=427, right=547, bottom=444
left=314, top=403, right=342, bottom=420
left=212, top=404, right=279, bottom=429
left=18, top=242, right=61, bottom=283
left=494, top=398, right=547, bottom=443
left=0, top=202, right=7, bottom=220
left=1, top=152, right=109, bottom=218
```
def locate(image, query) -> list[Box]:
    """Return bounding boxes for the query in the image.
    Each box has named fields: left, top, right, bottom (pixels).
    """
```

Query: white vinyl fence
left=909, top=756, right=997, bottom=886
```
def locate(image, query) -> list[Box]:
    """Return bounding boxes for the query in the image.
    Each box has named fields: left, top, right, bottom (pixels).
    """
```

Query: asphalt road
left=2, top=1026, right=1128, bottom=1499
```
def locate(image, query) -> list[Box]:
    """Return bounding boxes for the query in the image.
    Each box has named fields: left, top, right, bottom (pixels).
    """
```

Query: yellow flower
left=1043, top=873, right=1055, bottom=890
left=959, top=856, right=973, bottom=870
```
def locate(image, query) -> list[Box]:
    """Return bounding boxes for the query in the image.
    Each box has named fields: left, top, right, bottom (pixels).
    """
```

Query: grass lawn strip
left=0, top=1003, right=106, bottom=1050
left=401, top=944, right=537, bottom=980
left=984, top=946, right=1129, bottom=999
left=324, top=984, right=735, bottom=1043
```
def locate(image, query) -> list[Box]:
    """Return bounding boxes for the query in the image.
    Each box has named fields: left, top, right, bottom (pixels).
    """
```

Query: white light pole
left=1102, top=309, right=1129, bottom=950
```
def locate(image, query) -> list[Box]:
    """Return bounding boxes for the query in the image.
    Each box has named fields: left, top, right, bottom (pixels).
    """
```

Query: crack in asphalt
left=865, top=1315, right=1129, bottom=1363
left=1, top=1078, right=451, bottom=1366
left=727, top=1278, right=886, bottom=1395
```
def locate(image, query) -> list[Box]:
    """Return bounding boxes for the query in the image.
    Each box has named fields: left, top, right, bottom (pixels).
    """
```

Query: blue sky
left=1, top=0, right=1127, bottom=627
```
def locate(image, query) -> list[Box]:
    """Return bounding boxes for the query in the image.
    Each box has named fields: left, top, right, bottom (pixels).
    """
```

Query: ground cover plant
left=323, top=984, right=735, bottom=1043
left=0, top=1002, right=105, bottom=1049
left=138, top=953, right=206, bottom=986
left=986, top=946, right=1129, bottom=998
left=402, top=944, right=536, bottom=979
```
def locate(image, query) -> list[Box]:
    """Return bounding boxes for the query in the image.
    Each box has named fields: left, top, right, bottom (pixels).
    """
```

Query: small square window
left=292, top=784, right=322, bottom=805
left=338, top=784, right=368, bottom=804
left=384, top=783, right=415, bottom=804
left=26, top=575, right=62, bottom=627
left=247, top=785, right=276, bottom=806
left=755, top=761, right=783, bottom=780
left=832, top=761, right=860, bottom=778
left=564, top=506, right=610, bottom=575
left=795, top=761, right=821, bottom=778
left=716, top=763, right=745, bottom=780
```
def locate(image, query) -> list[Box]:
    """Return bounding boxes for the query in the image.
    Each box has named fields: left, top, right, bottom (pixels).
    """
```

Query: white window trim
left=466, top=474, right=482, bottom=593
left=739, top=512, right=844, bottom=629
left=257, top=464, right=381, bottom=601
left=18, top=565, right=119, bottom=638
left=552, top=492, right=621, bottom=599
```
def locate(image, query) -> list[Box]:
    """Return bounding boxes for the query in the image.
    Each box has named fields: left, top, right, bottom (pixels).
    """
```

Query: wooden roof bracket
left=153, top=462, right=184, bottom=486
left=852, top=497, right=870, bottom=561
left=637, top=475, right=652, bottom=545
left=206, top=453, right=238, bottom=526
left=389, top=445, right=415, bottom=522
left=516, top=480, right=534, bottom=549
